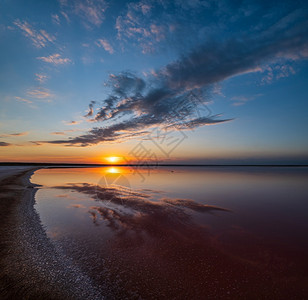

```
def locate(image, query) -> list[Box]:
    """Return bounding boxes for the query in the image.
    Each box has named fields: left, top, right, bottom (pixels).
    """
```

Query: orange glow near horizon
left=105, top=156, right=121, bottom=164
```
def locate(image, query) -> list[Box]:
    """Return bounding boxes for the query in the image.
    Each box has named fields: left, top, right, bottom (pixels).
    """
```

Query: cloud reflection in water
left=54, top=182, right=229, bottom=235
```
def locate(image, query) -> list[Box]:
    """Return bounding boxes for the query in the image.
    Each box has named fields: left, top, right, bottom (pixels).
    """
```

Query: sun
left=106, top=156, right=120, bottom=164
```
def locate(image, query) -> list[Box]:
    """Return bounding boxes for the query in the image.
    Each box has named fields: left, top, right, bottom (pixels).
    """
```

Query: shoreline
left=0, top=167, right=103, bottom=300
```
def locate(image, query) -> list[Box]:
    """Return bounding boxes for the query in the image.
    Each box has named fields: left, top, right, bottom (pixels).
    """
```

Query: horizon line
left=1, top=162, right=308, bottom=167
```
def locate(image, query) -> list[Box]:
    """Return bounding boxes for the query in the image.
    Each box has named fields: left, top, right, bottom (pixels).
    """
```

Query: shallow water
left=32, top=166, right=308, bottom=299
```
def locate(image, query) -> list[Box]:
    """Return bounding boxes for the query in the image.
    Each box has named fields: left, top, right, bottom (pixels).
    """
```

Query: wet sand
left=0, top=167, right=102, bottom=300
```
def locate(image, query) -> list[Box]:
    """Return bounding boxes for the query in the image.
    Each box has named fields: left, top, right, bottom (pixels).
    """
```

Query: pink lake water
left=32, top=166, right=308, bottom=299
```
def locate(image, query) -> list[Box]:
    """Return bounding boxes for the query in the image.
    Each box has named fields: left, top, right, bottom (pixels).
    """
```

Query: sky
left=0, top=0, right=308, bottom=164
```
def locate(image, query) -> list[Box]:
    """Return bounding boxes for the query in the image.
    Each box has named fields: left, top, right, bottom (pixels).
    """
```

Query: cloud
left=27, top=88, right=54, bottom=99
left=15, top=96, right=33, bottom=104
left=51, top=129, right=82, bottom=135
left=51, top=14, right=60, bottom=25
left=231, top=94, right=263, bottom=106
left=59, top=0, right=108, bottom=27
left=261, top=63, right=296, bottom=84
left=47, top=72, right=230, bottom=146
left=150, top=24, right=165, bottom=42
left=161, top=39, right=307, bottom=92
left=0, top=132, right=28, bottom=138
left=0, top=142, right=12, bottom=146
left=48, top=2, right=308, bottom=147
left=63, top=120, right=81, bottom=126
left=30, top=141, right=42, bottom=146
left=14, top=20, right=55, bottom=48
left=115, top=1, right=308, bottom=58
left=37, top=53, right=72, bottom=65
left=84, top=101, right=96, bottom=117
left=95, top=39, right=114, bottom=54
left=35, top=73, right=48, bottom=83
left=61, top=11, right=70, bottom=23
left=115, top=2, right=166, bottom=54
left=114, top=0, right=214, bottom=54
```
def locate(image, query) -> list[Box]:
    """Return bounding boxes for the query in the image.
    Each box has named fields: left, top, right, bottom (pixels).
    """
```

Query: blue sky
left=0, top=0, right=307, bottom=164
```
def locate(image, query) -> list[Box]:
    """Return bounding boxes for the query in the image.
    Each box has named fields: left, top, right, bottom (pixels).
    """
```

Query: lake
left=32, top=166, right=308, bottom=299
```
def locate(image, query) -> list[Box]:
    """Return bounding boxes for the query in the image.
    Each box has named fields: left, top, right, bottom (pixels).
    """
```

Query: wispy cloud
left=51, top=14, right=60, bottom=25
left=0, top=132, right=28, bottom=138
left=63, top=120, right=82, bottom=126
left=37, top=53, right=72, bottom=65
left=27, top=87, right=54, bottom=99
left=150, top=24, right=165, bottom=42
left=51, top=129, right=82, bottom=135
left=115, top=4, right=161, bottom=54
left=115, top=1, right=193, bottom=53
left=35, top=73, right=48, bottom=83
left=231, top=94, right=263, bottom=106
left=95, top=39, right=114, bottom=54
left=261, top=64, right=296, bottom=84
left=15, top=96, right=33, bottom=104
left=59, top=0, right=108, bottom=27
left=61, top=11, right=70, bottom=23
left=14, top=19, right=55, bottom=48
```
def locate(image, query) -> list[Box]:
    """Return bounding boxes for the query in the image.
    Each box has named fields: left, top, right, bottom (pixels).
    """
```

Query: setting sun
left=106, top=156, right=120, bottom=164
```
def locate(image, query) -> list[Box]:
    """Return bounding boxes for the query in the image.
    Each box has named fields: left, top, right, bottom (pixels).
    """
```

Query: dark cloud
left=47, top=3, right=308, bottom=147
left=30, top=141, right=42, bottom=146
left=0, top=142, right=12, bottom=146
left=63, top=120, right=81, bottom=125
left=84, top=100, right=96, bottom=117
left=162, top=16, right=308, bottom=90
left=47, top=73, right=231, bottom=146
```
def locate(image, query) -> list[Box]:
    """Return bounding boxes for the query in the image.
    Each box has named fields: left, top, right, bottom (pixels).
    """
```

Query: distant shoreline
left=1, top=162, right=308, bottom=167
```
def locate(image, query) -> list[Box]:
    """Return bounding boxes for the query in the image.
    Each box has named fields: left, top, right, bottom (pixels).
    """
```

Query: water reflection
left=54, top=183, right=229, bottom=233
left=32, top=167, right=308, bottom=299
left=105, top=167, right=122, bottom=174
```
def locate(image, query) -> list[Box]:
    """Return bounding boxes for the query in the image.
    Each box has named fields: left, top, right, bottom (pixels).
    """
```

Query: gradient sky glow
left=0, top=0, right=308, bottom=164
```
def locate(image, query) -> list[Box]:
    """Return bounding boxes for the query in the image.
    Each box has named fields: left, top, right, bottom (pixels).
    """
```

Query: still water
left=32, top=166, right=308, bottom=299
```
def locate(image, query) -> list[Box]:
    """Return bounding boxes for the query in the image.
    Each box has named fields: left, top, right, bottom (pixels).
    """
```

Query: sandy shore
left=0, top=167, right=103, bottom=300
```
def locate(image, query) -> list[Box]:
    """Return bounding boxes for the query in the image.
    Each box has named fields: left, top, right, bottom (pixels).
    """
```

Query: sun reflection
left=106, top=167, right=120, bottom=174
